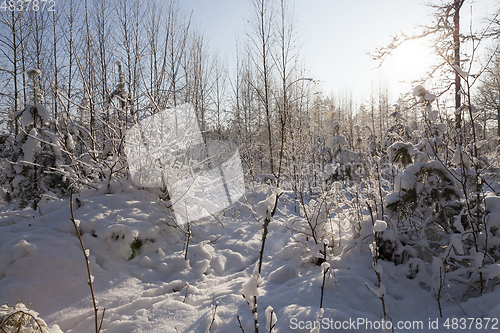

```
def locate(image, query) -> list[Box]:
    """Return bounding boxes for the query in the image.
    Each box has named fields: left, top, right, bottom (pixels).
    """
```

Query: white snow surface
left=413, top=85, right=426, bottom=97
left=452, top=145, right=472, bottom=167
left=1, top=181, right=499, bottom=332
left=373, top=220, right=387, bottom=232
left=21, top=108, right=34, bottom=127
left=22, top=128, right=40, bottom=163
left=428, top=110, right=439, bottom=122
left=256, top=193, right=277, bottom=220
left=453, top=64, right=470, bottom=78
left=36, top=104, right=51, bottom=121
left=437, top=123, right=447, bottom=134
left=330, top=135, right=347, bottom=147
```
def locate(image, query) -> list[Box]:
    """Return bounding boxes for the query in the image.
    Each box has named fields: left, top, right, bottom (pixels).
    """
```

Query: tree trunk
left=454, top=0, right=463, bottom=131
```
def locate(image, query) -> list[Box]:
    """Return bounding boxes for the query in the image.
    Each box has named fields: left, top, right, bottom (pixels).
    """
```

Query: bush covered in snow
left=0, top=302, right=62, bottom=333
left=4, top=104, right=69, bottom=209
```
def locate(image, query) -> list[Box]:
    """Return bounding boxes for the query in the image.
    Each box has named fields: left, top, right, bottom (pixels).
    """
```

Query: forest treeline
left=0, top=0, right=499, bottom=209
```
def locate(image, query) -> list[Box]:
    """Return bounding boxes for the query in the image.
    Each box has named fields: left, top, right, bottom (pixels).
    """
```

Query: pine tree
left=6, top=69, right=69, bottom=209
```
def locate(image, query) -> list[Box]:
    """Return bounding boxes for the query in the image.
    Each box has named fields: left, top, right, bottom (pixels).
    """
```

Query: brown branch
left=70, top=189, right=105, bottom=333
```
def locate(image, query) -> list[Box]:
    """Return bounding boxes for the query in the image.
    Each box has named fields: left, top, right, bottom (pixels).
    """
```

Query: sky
left=183, top=0, right=498, bottom=105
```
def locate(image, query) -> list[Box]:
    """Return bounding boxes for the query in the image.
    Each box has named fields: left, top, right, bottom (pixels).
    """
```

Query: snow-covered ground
left=1, top=181, right=500, bottom=332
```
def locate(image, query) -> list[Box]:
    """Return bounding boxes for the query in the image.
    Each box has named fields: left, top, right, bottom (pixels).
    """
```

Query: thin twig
left=269, top=309, right=276, bottom=333
left=237, top=315, right=245, bottom=333
left=208, top=296, right=218, bottom=332
left=184, top=222, right=191, bottom=261
left=183, top=283, right=189, bottom=303
left=258, top=192, right=283, bottom=274
left=70, top=189, right=105, bottom=333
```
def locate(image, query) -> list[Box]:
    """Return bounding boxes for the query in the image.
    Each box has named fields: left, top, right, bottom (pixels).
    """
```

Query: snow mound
left=268, top=264, right=300, bottom=283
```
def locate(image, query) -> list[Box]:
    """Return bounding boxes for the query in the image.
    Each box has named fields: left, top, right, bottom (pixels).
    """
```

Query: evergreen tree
left=6, top=69, right=69, bottom=209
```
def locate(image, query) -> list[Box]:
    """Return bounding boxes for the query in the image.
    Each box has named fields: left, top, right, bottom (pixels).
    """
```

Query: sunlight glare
left=383, top=39, right=436, bottom=86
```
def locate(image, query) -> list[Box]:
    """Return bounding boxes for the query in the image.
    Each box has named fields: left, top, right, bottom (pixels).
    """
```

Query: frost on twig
left=264, top=306, right=277, bottom=332
left=242, top=264, right=263, bottom=310
left=70, top=190, right=105, bottom=333
left=242, top=264, right=264, bottom=333
left=366, top=220, right=388, bottom=319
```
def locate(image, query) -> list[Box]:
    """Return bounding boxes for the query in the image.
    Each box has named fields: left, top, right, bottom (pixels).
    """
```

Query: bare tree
left=475, top=47, right=500, bottom=137
left=186, top=32, right=214, bottom=132
left=273, top=0, right=301, bottom=187
left=0, top=10, right=26, bottom=135
left=115, top=0, right=144, bottom=125
left=209, top=52, right=229, bottom=139
left=230, top=43, right=260, bottom=177
left=371, top=0, right=466, bottom=130
left=164, top=0, right=190, bottom=109
left=246, top=0, right=276, bottom=176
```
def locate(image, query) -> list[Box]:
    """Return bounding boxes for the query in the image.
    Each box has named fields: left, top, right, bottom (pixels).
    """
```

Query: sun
left=383, top=39, right=437, bottom=85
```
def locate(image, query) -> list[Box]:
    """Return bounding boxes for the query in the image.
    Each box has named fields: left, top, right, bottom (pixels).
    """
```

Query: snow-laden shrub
left=385, top=161, right=461, bottom=234
left=5, top=105, right=70, bottom=209
left=1, top=70, right=75, bottom=209
left=0, top=302, right=63, bottom=333
left=325, top=133, right=366, bottom=183
left=293, top=169, right=383, bottom=265
left=382, top=112, right=414, bottom=150
left=366, top=130, right=380, bottom=156
left=102, top=223, right=157, bottom=260
left=388, top=142, right=426, bottom=168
